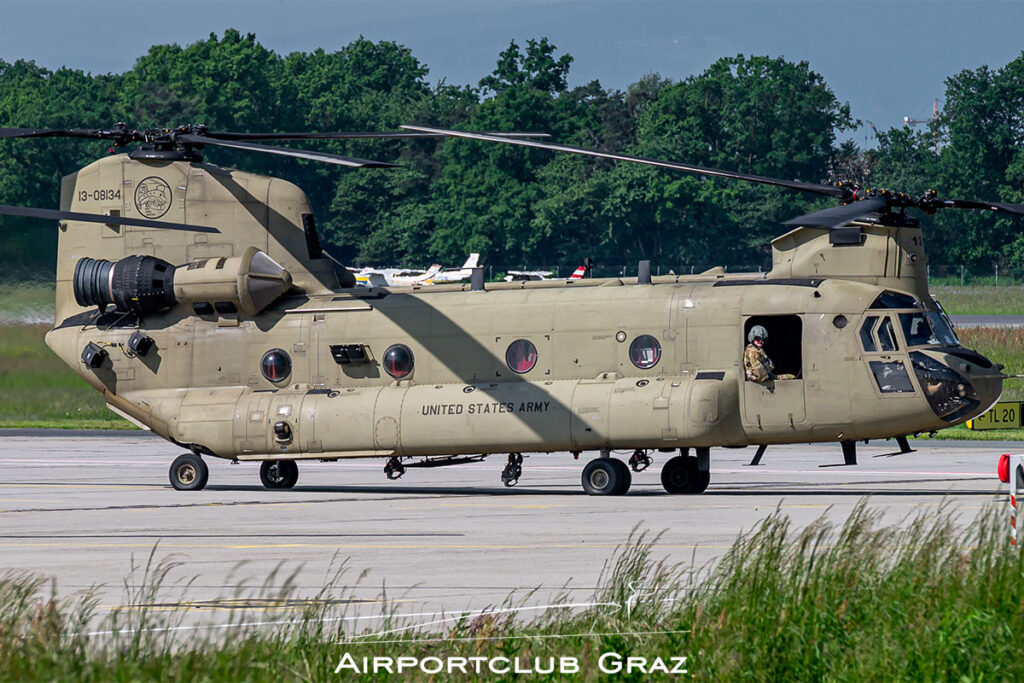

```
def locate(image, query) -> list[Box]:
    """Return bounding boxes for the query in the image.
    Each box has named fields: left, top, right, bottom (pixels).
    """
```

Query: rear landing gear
left=169, top=453, right=208, bottom=491
left=661, top=447, right=710, bottom=494
left=581, top=458, right=631, bottom=495
left=260, top=460, right=298, bottom=489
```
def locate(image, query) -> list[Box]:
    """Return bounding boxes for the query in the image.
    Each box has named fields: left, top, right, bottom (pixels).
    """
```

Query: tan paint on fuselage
left=45, top=155, right=1003, bottom=462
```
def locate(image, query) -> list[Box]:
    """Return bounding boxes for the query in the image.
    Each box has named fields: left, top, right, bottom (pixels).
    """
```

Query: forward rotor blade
left=937, top=197, right=1024, bottom=216
left=782, top=197, right=889, bottom=229
left=202, top=130, right=550, bottom=141
left=0, top=204, right=219, bottom=233
left=176, top=133, right=399, bottom=168
left=401, top=125, right=845, bottom=198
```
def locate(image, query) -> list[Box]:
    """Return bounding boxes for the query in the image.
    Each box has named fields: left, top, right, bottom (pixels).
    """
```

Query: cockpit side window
left=877, top=317, right=899, bottom=351
left=859, top=316, right=879, bottom=352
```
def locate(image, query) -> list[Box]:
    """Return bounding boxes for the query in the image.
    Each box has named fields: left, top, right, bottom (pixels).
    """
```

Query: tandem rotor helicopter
left=0, top=121, right=1018, bottom=495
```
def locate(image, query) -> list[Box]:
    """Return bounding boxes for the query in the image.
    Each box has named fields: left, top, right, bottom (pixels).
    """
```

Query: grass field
left=932, top=284, right=1024, bottom=315
left=0, top=323, right=125, bottom=429
left=1, top=504, right=1022, bottom=680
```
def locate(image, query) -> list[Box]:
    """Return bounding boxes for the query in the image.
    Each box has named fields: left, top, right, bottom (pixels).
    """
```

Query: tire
left=581, top=458, right=626, bottom=496
left=610, top=458, right=632, bottom=495
left=260, top=460, right=298, bottom=489
left=661, top=455, right=709, bottom=494
left=169, top=453, right=208, bottom=491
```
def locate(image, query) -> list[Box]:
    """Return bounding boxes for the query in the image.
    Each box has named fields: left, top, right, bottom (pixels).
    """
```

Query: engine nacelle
left=73, top=246, right=292, bottom=316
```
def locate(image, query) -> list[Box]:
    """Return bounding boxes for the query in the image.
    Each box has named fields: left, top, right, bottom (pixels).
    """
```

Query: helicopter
left=0, top=121, right=1016, bottom=495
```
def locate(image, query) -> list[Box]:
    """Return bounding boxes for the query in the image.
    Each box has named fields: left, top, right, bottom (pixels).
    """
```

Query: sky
left=1, top=0, right=1023, bottom=144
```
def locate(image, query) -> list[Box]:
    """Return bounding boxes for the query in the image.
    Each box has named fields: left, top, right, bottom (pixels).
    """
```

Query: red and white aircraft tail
left=568, top=264, right=589, bottom=280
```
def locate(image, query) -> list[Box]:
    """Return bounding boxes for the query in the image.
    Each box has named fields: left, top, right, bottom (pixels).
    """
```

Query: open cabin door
left=741, top=315, right=806, bottom=431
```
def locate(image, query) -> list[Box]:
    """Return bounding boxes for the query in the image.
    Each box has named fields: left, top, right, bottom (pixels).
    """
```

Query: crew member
left=744, top=326, right=794, bottom=384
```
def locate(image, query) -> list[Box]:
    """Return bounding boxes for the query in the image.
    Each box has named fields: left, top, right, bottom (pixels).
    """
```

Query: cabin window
left=859, top=316, right=879, bottom=352
left=743, top=315, right=802, bottom=379
left=505, top=339, right=538, bottom=374
left=869, top=360, right=915, bottom=393
left=261, top=349, right=291, bottom=382
left=629, top=335, right=662, bottom=370
left=382, top=344, right=414, bottom=379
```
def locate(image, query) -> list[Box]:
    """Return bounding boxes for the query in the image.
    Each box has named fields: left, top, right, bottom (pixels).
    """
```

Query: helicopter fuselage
left=38, top=154, right=1003, bottom=492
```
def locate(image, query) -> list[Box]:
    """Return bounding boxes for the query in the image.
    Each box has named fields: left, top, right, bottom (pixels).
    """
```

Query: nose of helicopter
left=910, top=348, right=1002, bottom=424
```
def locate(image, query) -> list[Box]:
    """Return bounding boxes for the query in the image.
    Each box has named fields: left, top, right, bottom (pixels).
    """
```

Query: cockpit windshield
left=930, top=298, right=960, bottom=346
left=927, top=312, right=959, bottom=345
left=899, top=312, right=945, bottom=347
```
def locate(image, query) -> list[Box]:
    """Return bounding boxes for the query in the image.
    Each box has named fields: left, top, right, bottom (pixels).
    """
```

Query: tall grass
left=957, top=326, right=1024, bottom=402
left=2, top=503, right=1023, bottom=680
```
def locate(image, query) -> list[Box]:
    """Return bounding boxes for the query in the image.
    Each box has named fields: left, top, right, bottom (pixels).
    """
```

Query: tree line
left=1, top=29, right=1023, bottom=276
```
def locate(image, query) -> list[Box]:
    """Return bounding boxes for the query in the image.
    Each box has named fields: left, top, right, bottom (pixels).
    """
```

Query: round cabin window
left=383, top=344, right=415, bottom=379
left=260, top=349, right=291, bottom=382
left=505, top=339, right=538, bottom=374
left=629, top=335, right=662, bottom=370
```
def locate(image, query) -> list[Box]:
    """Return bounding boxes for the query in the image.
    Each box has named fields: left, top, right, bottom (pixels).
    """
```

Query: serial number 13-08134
left=77, top=189, right=121, bottom=202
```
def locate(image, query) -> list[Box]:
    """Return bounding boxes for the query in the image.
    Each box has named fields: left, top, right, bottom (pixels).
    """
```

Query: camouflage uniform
left=744, top=343, right=774, bottom=383
left=744, top=343, right=795, bottom=383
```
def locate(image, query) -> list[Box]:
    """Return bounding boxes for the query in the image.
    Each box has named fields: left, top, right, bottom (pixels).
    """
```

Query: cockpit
left=866, top=291, right=959, bottom=348
left=861, top=290, right=986, bottom=422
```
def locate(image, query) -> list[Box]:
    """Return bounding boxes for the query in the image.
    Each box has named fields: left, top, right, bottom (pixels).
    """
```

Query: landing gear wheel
left=170, top=453, right=208, bottom=491
left=610, top=458, right=632, bottom=495
left=260, top=460, right=298, bottom=489
left=661, top=455, right=709, bottom=494
left=581, top=458, right=630, bottom=496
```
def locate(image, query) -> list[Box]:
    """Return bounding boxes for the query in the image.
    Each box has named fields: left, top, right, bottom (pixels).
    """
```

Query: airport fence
left=491, top=263, right=1024, bottom=285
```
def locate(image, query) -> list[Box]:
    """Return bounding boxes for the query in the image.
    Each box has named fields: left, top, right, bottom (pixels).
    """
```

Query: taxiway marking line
left=437, top=503, right=565, bottom=509
left=101, top=598, right=409, bottom=613
left=0, top=484, right=157, bottom=490
left=0, top=541, right=736, bottom=550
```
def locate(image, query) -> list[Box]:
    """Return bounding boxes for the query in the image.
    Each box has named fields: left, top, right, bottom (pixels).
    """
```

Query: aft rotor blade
left=176, top=134, right=399, bottom=168
left=202, top=130, right=550, bottom=141
left=782, top=197, right=889, bottom=229
left=401, top=125, right=845, bottom=199
left=0, top=204, right=220, bottom=233
left=0, top=127, right=115, bottom=140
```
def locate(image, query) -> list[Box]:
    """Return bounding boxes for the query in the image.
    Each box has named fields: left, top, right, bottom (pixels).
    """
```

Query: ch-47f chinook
left=0, top=122, right=1017, bottom=495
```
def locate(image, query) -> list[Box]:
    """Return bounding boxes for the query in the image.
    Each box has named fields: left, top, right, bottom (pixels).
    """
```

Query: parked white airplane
left=429, top=253, right=480, bottom=283
left=352, top=263, right=443, bottom=287
left=352, top=254, right=479, bottom=287
left=504, top=263, right=588, bottom=282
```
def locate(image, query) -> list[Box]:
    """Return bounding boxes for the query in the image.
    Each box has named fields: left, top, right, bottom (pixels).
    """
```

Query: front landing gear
left=260, top=460, right=298, bottom=489
left=581, top=458, right=631, bottom=496
left=661, top=447, right=710, bottom=494
left=169, top=453, right=208, bottom=491
left=501, top=453, right=523, bottom=487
